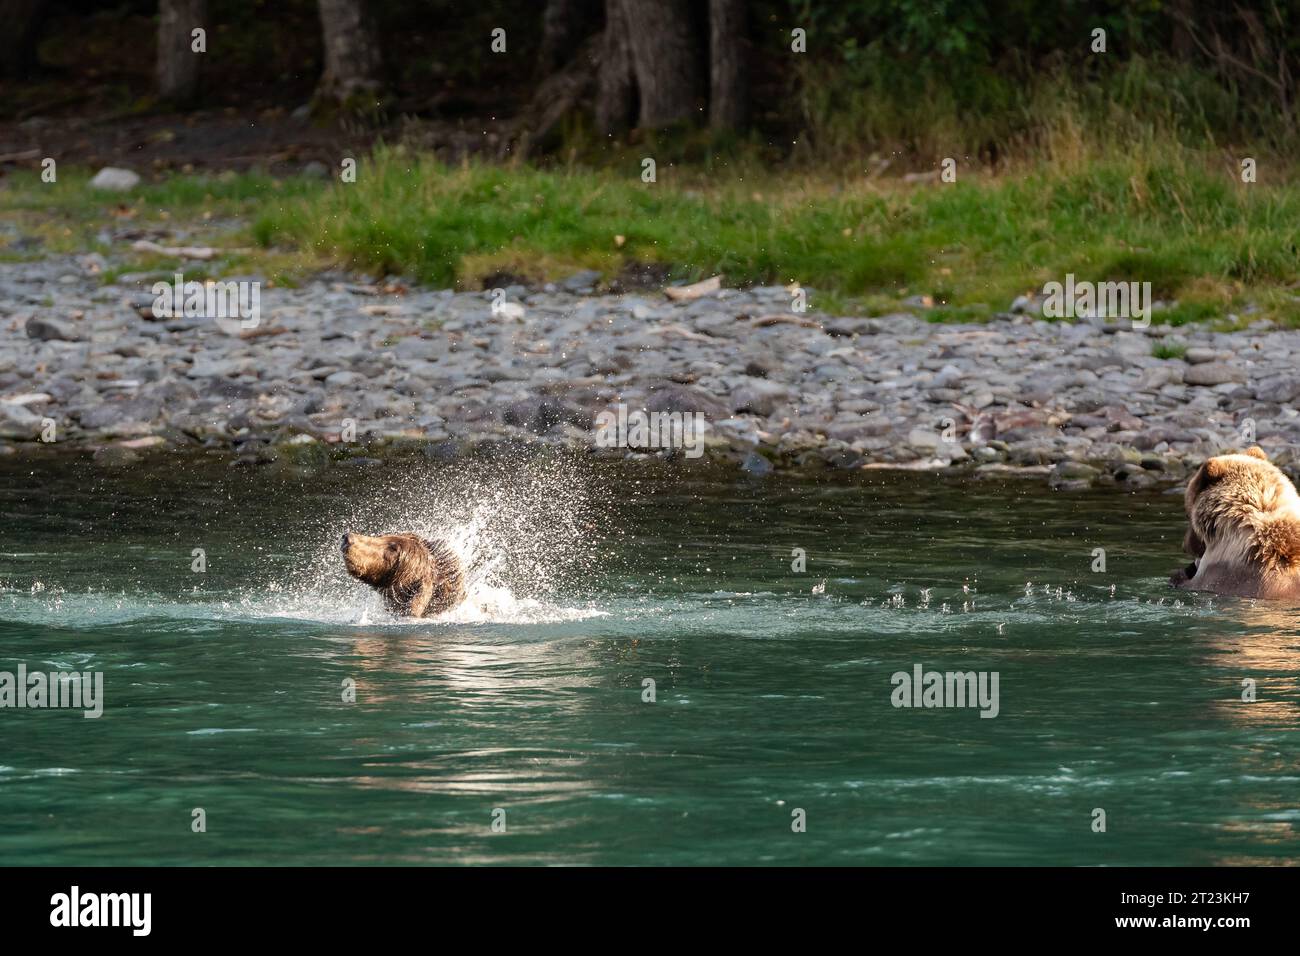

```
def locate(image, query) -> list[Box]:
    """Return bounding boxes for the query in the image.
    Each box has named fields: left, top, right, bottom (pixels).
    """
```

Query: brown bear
left=1171, top=447, right=1300, bottom=599
left=341, top=532, right=468, bottom=616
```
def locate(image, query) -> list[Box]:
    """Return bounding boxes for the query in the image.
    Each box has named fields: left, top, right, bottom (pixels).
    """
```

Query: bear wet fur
left=341, top=532, right=468, bottom=616
left=1172, top=446, right=1300, bottom=599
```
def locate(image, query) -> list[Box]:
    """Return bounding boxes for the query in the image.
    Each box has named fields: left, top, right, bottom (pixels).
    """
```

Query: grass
left=1152, top=341, right=1188, bottom=360
left=246, top=143, right=1300, bottom=325
left=5, top=132, right=1300, bottom=327
left=0, top=168, right=325, bottom=286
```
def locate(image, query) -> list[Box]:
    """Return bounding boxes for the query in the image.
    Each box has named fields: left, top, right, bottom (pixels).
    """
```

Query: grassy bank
left=4, top=137, right=1300, bottom=327
left=250, top=143, right=1300, bottom=326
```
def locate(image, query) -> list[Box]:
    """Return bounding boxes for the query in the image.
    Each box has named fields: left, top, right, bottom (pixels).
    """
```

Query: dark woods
left=4, top=1, right=1300, bottom=158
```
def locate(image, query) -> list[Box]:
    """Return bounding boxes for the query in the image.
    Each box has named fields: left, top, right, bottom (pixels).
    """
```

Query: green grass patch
left=5, top=136, right=1300, bottom=327
left=243, top=144, right=1300, bottom=326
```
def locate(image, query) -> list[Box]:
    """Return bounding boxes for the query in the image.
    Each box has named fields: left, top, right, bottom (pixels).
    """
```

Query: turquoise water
left=1, top=454, right=1298, bottom=865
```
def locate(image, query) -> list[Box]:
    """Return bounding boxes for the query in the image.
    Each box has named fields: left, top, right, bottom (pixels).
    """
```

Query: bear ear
left=1245, top=446, right=1269, bottom=461
left=1201, top=457, right=1229, bottom=481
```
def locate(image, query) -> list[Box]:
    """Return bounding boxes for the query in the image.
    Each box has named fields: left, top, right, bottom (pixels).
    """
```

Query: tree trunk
left=538, top=0, right=599, bottom=76
left=708, top=0, right=747, bottom=131
left=316, top=0, right=383, bottom=105
left=0, top=0, right=47, bottom=78
left=594, top=0, right=637, bottom=134
left=157, top=0, right=207, bottom=104
left=508, top=36, right=600, bottom=158
left=619, top=0, right=703, bottom=128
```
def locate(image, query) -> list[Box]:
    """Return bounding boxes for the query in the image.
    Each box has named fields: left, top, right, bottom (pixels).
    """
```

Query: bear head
left=1176, top=446, right=1300, bottom=597
left=341, top=531, right=466, bottom=616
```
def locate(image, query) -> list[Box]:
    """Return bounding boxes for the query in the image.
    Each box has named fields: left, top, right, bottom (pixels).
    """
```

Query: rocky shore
left=2, top=251, right=1296, bottom=488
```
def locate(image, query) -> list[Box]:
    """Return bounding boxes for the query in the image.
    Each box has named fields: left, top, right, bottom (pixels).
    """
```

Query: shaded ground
left=0, top=110, right=513, bottom=176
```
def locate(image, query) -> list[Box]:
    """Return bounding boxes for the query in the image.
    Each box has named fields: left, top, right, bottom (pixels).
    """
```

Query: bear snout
left=340, top=531, right=375, bottom=579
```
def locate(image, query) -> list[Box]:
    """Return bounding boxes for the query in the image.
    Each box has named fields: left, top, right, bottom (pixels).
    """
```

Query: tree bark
left=315, top=0, right=383, bottom=105
left=1169, top=0, right=1196, bottom=59
left=157, top=0, right=207, bottom=104
left=708, top=0, right=747, bottom=131
left=619, top=0, right=703, bottom=128
left=594, top=0, right=637, bottom=134
left=508, top=36, right=600, bottom=158
left=538, top=0, right=599, bottom=76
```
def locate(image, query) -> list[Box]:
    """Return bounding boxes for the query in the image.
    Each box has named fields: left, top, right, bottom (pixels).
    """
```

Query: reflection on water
left=0, top=454, right=1298, bottom=865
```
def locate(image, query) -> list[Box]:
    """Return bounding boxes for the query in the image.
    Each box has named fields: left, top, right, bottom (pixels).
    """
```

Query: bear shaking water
left=341, top=532, right=468, bottom=616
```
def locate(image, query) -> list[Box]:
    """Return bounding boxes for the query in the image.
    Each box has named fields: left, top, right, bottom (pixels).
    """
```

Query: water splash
left=0, top=452, right=611, bottom=628
left=255, top=451, right=610, bottom=625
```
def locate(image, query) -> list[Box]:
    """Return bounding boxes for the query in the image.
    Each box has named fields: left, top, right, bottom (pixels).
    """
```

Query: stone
left=1184, top=363, right=1245, bottom=387
left=740, top=451, right=773, bottom=476
left=645, top=383, right=728, bottom=420
left=906, top=427, right=941, bottom=450
left=324, top=370, right=363, bottom=387
left=560, top=270, right=602, bottom=294
left=1183, top=347, right=1219, bottom=364
left=92, top=444, right=141, bottom=467
left=1049, top=460, right=1101, bottom=486
left=0, top=402, right=41, bottom=439
left=824, top=317, right=882, bottom=337
left=25, top=315, right=80, bottom=341
left=503, top=397, right=580, bottom=434
left=1255, top=375, right=1300, bottom=405
left=89, top=167, right=141, bottom=191
left=730, top=380, right=790, bottom=417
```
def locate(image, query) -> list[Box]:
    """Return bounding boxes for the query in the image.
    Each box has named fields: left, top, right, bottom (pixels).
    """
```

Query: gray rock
left=1185, top=362, right=1246, bottom=387
left=1049, top=460, right=1101, bottom=486
left=645, top=383, right=728, bottom=420
left=1139, top=365, right=1183, bottom=389
left=1255, top=375, right=1300, bottom=405
left=560, top=270, right=602, bottom=294
left=1134, top=425, right=1198, bottom=449
left=25, top=315, right=80, bottom=341
left=0, top=402, right=41, bottom=439
left=824, top=317, right=881, bottom=337
left=740, top=451, right=773, bottom=476
left=503, top=397, right=581, bottom=434
left=731, top=380, right=790, bottom=416
left=906, top=427, right=941, bottom=450
left=89, top=167, right=141, bottom=192
left=92, top=445, right=142, bottom=467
